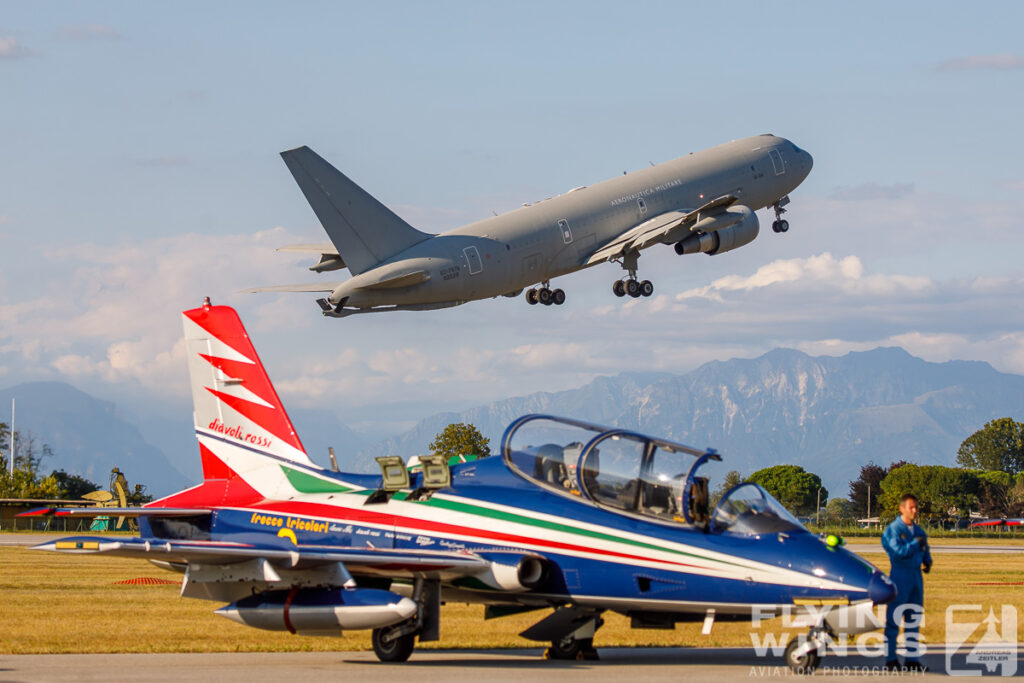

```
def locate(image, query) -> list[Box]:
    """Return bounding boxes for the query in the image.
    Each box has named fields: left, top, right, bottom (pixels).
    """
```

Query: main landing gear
left=612, top=250, right=653, bottom=299
left=612, top=278, right=654, bottom=298
left=771, top=196, right=790, bottom=233
left=525, top=283, right=565, bottom=306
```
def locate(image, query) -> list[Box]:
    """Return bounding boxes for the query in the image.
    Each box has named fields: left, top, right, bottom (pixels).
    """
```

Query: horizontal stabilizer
left=239, top=282, right=341, bottom=294
left=275, top=243, right=339, bottom=255
left=281, top=146, right=432, bottom=275
left=354, top=270, right=430, bottom=291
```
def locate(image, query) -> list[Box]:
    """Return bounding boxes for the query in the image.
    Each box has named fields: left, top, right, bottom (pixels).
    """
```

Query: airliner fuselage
left=256, top=135, right=812, bottom=316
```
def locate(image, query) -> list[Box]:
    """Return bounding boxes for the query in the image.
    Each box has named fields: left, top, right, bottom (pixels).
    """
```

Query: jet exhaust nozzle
left=216, top=588, right=417, bottom=634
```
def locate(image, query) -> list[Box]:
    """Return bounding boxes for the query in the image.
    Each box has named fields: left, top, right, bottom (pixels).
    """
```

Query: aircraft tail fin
left=182, top=299, right=314, bottom=474
left=281, top=146, right=432, bottom=276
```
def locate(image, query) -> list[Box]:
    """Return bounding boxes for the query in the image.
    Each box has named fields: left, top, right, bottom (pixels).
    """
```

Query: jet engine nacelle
left=474, top=551, right=549, bottom=592
left=215, top=587, right=417, bottom=634
left=674, top=205, right=759, bottom=256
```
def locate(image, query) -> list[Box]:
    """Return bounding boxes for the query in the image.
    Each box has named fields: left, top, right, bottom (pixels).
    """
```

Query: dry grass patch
left=1, top=546, right=1020, bottom=654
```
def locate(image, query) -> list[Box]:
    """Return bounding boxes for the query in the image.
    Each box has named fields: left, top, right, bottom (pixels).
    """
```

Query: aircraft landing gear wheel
left=784, top=638, right=821, bottom=675
left=612, top=280, right=626, bottom=297
left=626, top=279, right=641, bottom=298
left=552, top=288, right=566, bottom=305
left=778, top=219, right=789, bottom=232
left=639, top=280, right=654, bottom=297
left=538, top=288, right=553, bottom=305
left=372, top=626, right=416, bottom=662
left=545, top=635, right=596, bottom=661
left=526, top=288, right=539, bottom=305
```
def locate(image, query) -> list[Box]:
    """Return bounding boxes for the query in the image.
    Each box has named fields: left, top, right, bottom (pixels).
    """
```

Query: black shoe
left=884, top=659, right=902, bottom=671
left=904, top=660, right=928, bottom=672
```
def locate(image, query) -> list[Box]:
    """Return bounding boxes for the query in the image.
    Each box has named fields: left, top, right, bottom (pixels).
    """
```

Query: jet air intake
left=216, top=587, right=417, bottom=634
left=473, top=551, right=549, bottom=592
left=674, top=205, right=759, bottom=256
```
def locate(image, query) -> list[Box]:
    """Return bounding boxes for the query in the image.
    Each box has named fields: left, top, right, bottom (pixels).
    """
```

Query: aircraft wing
left=33, top=536, right=489, bottom=573
left=583, top=194, right=740, bottom=266
left=18, top=507, right=208, bottom=518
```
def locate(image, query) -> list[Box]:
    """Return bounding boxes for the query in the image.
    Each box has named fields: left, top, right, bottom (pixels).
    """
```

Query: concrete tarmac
left=6, top=646, right=1017, bottom=682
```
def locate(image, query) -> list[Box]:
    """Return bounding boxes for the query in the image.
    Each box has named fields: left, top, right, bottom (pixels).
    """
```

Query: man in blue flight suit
left=881, top=492, right=932, bottom=672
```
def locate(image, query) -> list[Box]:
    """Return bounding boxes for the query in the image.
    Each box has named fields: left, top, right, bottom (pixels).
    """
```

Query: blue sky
left=1, top=2, right=1023, bottom=437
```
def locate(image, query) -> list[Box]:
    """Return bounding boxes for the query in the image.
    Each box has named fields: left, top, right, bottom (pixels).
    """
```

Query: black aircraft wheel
left=538, top=288, right=554, bottom=305
left=640, top=280, right=654, bottom=297
left=552, top=288, right=566, bottom=305
left=626, top=279, right=641, bottom=298
left=778, top=219, right=789, bottom=233
left=526, top=288, right=539, bottom=305
left=612, top=280, right=626, bottom=297
left=372, top=626, right=416, bottom=663
left=546, top=635, right=594, bottom=660
left=784, top=638, right=821, bottom=675
left=771, top=220, right=780, bottom=233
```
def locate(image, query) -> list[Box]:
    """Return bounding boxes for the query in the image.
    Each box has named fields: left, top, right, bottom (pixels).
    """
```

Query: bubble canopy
left=501, top=415, right=721, bottom=525
left=710, top=482, right=809, bottom=535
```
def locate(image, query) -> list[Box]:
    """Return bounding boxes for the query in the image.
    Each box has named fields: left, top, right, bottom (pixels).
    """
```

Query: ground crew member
left=881, top=492, right=932, bottom=672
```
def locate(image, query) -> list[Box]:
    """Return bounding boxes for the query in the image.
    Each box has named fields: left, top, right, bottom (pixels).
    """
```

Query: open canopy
left=501, top=415, right=721, bottom=526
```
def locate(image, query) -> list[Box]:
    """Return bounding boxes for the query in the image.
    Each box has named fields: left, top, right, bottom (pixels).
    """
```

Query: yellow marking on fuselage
left=277, top=528, right=298, bottom=545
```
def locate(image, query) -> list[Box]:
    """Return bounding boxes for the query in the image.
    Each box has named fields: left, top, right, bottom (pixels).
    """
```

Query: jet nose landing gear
left=525, top=283, right=565, bottom=306
left=771, top=196, right=790, bottom=233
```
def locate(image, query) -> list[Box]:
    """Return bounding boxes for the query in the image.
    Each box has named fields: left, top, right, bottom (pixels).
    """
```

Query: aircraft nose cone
left=868, top=570, right=896, bottom=605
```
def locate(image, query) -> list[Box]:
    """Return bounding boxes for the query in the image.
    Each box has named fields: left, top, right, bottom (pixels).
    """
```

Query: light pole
left=867, top=484, right=871, bottom=520
left=816, top=486, right=823, bottom=526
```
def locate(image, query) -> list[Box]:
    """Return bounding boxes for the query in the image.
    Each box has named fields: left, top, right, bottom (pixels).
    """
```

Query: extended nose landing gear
left=525, top=282, right=565, bottom=306
left=771, top=196, right=790, bottom=233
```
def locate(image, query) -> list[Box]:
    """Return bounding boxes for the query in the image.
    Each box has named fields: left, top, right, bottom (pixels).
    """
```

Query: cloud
left=829, top=183, right=914, bottom=201
left=677, top=253, right=932, bottom=299
left=0, top=35, right=34, bottom=59
left=0, top=228, right=313, bottom=395
left=55, top=24, right=121, bottom=42
left=939, top=54, right=1024, bottom=71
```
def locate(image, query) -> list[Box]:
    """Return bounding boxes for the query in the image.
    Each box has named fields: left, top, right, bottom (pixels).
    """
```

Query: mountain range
left=3, top=347, right=1022, bottom=498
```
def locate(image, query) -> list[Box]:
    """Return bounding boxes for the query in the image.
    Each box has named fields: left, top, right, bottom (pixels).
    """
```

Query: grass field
left=1, top=542, right=1021, bottom=654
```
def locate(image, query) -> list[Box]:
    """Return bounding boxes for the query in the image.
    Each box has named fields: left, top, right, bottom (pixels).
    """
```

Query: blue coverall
left=881, top=517, right=932, bottom=660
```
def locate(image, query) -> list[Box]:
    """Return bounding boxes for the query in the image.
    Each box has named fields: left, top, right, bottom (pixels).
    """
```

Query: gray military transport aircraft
left=247, top=135, right=812, bottom=317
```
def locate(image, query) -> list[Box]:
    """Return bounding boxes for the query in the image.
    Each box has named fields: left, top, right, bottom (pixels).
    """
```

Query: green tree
left=428, top=423, right=491, bottom=460
left=710, top=470, right=744, bottom=507
left=822, top=497, right=857, bottom=524
left=50, top=470, right=103, bottom=500
left=956, top=418, right=1024, bottom=474
left=748, top=464, right=827, bottom=516
left=878, top=464, right=980, bottom=523
left=0, top=431, right=61, bottom=499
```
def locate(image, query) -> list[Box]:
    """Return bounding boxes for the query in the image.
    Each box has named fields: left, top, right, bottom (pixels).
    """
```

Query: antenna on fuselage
left=328, top=447, right=339, bottom=472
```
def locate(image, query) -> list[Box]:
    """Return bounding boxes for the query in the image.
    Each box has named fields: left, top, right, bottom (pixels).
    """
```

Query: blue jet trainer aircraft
left=25, top=301, right=894, bottom=673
